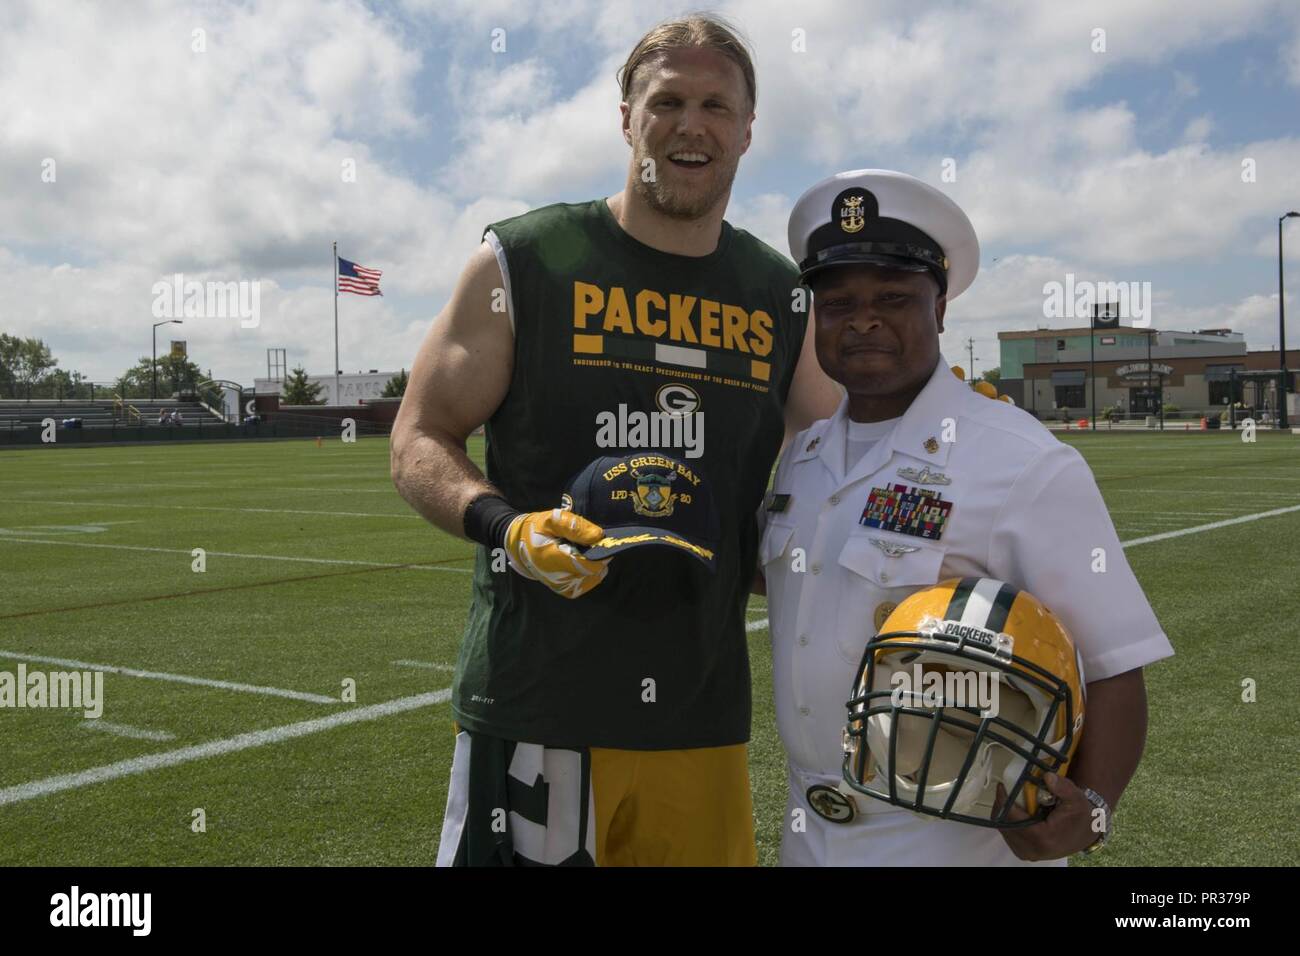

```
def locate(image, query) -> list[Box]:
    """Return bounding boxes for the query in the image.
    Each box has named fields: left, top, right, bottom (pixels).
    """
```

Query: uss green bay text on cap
left=562, top=452, right=720, bottom=571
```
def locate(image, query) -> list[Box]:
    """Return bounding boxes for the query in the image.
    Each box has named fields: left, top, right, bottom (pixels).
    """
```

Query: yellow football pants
left=590, top=743, right=757, bottom=867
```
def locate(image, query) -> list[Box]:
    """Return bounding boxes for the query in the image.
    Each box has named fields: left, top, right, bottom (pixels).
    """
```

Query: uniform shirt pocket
left=837, top=532, right=945, bottom=587
left=760, top=520, right=796, bottom=568
left=760, top=520, right=798, bottom=645
left=834, top=531, right=947, bottom=664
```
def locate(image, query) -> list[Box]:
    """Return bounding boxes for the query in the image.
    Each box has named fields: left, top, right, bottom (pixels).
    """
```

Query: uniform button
left=811, top=563, right=822, bottom=575
left=880, top=571, right=890, bottom=583
left=829, top=494, right=840, bottom=505
left=799, top=705, right=811, bottom=716
left=798, top=633, right=809, bottom=646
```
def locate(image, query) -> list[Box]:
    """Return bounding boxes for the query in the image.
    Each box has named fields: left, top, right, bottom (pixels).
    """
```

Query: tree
left=113, top=369, right=150, bottom=400
left=0, top=335, right=58, bottom=398
left=981, top=367, right=1001, bottom=387
left=40, top=368, right=82, bottom=399
left=0, top=333, right=22, bottom=397
left=116, top=354, right=206, bottom=399
left=381, top=369, right=408, bottom=398
left=282, top=365, right=325, bottom=405
left=0, top=336, right=99, bottom=399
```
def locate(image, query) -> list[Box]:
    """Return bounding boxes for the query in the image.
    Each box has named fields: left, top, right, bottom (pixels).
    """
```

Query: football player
left=391, top=14, right=840, bottom=866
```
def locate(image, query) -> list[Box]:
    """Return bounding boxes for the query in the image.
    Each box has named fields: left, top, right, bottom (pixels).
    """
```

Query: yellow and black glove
left=504, top=507, right=609, bottom=599
left=464, top=494, right=610, bottom=599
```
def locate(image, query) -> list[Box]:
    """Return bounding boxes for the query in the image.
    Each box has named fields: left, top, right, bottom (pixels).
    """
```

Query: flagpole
left=333, top=241, right=340, bottom=405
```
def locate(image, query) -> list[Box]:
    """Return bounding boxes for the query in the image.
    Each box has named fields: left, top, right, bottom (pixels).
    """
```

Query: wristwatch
left=1081, top=787, right=1114, bottom=853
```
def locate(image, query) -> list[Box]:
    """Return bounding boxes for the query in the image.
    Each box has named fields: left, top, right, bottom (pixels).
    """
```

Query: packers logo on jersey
left=806, top=784, right=856, bottom=823
left=630, top=467, right=677, bottom=518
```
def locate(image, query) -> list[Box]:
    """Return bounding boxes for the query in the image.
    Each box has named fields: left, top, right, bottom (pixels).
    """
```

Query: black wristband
left=462, top=493, right=520, bottom=551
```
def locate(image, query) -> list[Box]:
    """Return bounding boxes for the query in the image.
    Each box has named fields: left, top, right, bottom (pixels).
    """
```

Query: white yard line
left=4, top=503, right=1294, bottom=810
left=744, top=503, right=1300, bottom=635
left=1107, top=510, right=1238, bottom=516
left=1111, top=489, right=1299, bottom=498
left=79, top=721, right=176, bottom=742
left=1115, top=476, right=1300, bottom=482
left=391, top=660, right=455, bottom=671
left=0, top=537, right=472, bottom=573
left=0, top=650, right=339, bottom=704
left=6, top=483, right=393, bottom=495
left=1119, top=504, right=1300, bottom=548
left=1116, top=516, right=1221, bottom=524
left=11, top=498, right=420, bottom=520
left=0, top=689, right=451, bottom=807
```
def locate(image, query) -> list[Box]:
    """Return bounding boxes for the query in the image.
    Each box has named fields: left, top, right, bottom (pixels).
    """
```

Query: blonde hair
left=617, top=12, right=756, bottom=110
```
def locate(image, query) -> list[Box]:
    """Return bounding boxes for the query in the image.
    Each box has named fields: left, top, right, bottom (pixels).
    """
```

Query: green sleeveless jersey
left=452, top=198, right=806, bottom=749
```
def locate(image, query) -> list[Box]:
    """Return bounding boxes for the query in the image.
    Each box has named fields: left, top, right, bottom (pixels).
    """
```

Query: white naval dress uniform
left=760, top=356, right=1174, bottom=867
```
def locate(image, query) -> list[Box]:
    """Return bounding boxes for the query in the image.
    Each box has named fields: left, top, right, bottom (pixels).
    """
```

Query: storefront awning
left=1050, top=369, right=1086, bottom=386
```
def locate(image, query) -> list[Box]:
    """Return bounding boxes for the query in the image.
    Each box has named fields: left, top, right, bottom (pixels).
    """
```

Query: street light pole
left=1147, top=326, right=1153, bottom=421
left=1280, top=212, right=1299, bottom=430
left=151, top=319, right=182, bottom=401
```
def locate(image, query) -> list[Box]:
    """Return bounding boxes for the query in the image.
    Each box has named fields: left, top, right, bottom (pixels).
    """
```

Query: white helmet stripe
left=959, top=577, right=1006, bottom=629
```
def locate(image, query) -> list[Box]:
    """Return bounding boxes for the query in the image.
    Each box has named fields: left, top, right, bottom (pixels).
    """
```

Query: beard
left=631, top=139, right=737, bottom=221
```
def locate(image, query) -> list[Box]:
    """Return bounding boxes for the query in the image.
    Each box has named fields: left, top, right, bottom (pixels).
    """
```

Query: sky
left=2, top=0, right=1299, bottom=387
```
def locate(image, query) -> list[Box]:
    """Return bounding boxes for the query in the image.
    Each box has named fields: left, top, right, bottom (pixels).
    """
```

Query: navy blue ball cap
left=563, top=452, right=720, bottom=571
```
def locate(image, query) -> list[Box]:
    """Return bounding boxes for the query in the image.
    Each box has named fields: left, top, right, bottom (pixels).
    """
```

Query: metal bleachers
left=0, top=399, right=225, bottom=430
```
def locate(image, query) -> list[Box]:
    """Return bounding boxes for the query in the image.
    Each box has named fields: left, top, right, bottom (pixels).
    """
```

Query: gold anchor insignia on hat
left=839, top=194, right=865, bottom=233
left=924, top=437, right=940, bottom=454
left=806, top=436, right=821, bottom=452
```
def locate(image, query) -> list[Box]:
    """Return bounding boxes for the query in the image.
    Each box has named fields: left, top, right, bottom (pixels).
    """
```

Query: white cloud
left=1182, top=115, right=1213, bottom=141
left=1159, top=292, right=1287, bottom=350
left=1284, top=21, right=1300, bottom=84
left=449, top=59, right=559, bottom=116
left=0, top=0, right=476, bottom=383
left=723, top=191, right=793, bottom=258
left=939, top=254, right=1070, bottom=376
left=1172, top=70, right=1200, bottom=100
left=4, top=0, right=1300, bottom=388
left=444, top=57, right=629, bottom=199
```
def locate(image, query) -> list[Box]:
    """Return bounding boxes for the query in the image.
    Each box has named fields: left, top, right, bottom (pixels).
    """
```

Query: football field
left=1, top=432, right=1297, bottom=866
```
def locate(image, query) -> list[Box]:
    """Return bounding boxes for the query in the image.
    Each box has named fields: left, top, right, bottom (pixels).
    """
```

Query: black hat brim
left=799, top=252, right=934, bottom=286
left=582, top=526, right=717, bottom=571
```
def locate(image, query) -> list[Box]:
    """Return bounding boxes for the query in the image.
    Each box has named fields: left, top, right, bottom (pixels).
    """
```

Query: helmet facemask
left=843, top=621, right=1079, bottom=829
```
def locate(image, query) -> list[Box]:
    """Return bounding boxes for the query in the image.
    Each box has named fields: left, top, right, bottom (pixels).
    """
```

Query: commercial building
left=996, top=326, right=1299, bottom=420
left=253, top=370, right=402, bottom=406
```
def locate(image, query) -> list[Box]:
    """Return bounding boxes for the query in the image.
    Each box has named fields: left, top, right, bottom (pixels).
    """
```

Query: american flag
left=337, top=256, right=383, bottom=296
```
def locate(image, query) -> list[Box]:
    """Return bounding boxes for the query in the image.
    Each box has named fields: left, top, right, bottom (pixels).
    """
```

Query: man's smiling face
left=811, top=264, right=947, bottom=405
left=622, top=47, right=753, bottom=221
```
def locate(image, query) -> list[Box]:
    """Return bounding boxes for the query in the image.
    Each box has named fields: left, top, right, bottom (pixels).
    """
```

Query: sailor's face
left=811, top=264, right=946, bottom=398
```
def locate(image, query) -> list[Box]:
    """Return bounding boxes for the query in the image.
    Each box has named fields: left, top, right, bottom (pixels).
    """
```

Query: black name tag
left=766, top=493, right=791, bottom=513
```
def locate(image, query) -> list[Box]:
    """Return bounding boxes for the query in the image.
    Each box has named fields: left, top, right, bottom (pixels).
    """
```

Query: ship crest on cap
left=631, top=467, right=678, bottom=518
